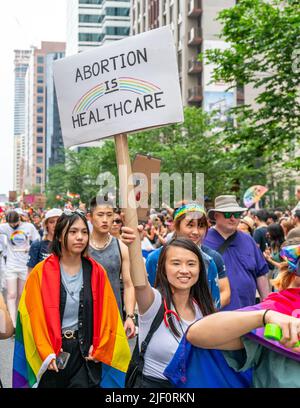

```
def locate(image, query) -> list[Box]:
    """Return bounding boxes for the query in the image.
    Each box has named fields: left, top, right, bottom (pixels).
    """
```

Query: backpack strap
left=216, top=231, right=238, bottom=255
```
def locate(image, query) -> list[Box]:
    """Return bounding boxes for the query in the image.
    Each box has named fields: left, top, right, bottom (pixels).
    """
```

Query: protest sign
left=53, top=26, right=183, bottom=147
left=53, top=26, right=183, bottom=286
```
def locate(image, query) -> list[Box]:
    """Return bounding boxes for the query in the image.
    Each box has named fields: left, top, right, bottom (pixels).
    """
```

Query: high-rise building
left=23, top=42, right=65, bottom=193
left=132, top=0, right=235, bottom=109
left=13, top=50, right=32, bottom=193
left=67, top=0, right=131, bottom=56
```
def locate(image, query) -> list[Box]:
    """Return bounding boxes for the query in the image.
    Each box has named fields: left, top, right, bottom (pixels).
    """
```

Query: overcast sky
left=0, top=1, right=67, bottom=196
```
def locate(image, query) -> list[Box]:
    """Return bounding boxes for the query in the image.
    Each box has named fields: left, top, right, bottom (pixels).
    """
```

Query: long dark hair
left=154, top=237, right=215, bottom=337
left=267, top=223, right=285, bottom=252
left=51, top=212, right=90, bottom=257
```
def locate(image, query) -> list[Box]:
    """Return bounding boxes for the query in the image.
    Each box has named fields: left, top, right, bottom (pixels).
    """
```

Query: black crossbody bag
left=125, top=302, right=164, bottom=388
left=216, top=231, right=238, bottom=255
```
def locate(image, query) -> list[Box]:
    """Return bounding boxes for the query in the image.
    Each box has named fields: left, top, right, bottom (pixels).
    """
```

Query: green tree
left=46, top=107, right=267, bottom=207
left=204, top=0, right=300, bottom=172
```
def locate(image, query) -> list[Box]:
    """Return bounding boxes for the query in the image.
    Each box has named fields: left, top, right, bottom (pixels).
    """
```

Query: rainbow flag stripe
left=13, top=255, right=131, bottom=388
left=73, top=83, right=105, bottom=114
left=118, top=76, right=160, bottom=95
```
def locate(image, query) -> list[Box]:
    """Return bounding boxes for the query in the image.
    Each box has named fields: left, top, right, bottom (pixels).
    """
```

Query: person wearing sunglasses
left=204, top=195, right=270, bottom=311
left=110, top=209, right=123, bottom=239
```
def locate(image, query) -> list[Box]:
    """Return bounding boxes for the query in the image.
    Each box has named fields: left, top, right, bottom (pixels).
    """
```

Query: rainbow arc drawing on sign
left=72, top=77, right=161, bottom=114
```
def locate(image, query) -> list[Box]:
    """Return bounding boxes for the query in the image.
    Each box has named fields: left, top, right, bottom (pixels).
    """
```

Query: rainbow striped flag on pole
left=13, top=255, right=131, bottom=388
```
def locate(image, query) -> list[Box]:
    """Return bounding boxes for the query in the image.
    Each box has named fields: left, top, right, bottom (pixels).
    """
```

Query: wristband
left=262, top=309, right=271, bottom=326
left=126, top=314, right=136, bottom=322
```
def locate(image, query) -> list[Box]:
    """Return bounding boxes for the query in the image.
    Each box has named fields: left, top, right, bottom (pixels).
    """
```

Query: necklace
left=91, top=233, right=111, bottom=250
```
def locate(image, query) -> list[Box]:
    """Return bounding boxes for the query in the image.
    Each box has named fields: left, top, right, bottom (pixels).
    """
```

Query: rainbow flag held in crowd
left=13, top=255, right=131, bottom=388
left=165, top=288, right=300, bottom=388
left=164, top=336, right=252, bottom=388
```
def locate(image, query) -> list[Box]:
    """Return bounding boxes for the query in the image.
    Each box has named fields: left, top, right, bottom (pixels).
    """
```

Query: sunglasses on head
left=113, top=219, right=122, bottom=224
left=63, top=209, right=85, bottom=217
left=223, top=212, right=242, bottom=219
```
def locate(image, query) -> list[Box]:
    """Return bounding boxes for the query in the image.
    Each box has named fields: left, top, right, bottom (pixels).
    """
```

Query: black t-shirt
left=27, top=240, right=51, bottom=268
left=253, top=226, right=268, bottom=253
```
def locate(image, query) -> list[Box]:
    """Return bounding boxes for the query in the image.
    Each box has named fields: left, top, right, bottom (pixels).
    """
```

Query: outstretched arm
left=187, top=309, right=300, bottom=351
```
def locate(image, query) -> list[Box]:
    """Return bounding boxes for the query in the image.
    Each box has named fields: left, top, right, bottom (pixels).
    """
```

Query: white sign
left=53, top=26, right=184, bottom=148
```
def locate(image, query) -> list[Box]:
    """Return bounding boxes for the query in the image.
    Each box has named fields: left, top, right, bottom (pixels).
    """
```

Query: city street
left=0, top=338, right=14, bottom=388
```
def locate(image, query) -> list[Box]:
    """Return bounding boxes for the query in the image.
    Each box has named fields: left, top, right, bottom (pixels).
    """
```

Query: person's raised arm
left=121, top=226, right=154, bottom=314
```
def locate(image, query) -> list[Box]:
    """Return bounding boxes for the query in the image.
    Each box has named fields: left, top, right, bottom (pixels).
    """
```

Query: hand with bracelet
left=186, top=308, right=300, bottom=353
left=262, top=309, right=300, bottom=350
left=124, top=313, right=136, bottom=339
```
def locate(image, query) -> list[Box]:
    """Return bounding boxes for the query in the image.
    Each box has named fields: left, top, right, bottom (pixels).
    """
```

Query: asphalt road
left=0, top=337, right=14, bottom=388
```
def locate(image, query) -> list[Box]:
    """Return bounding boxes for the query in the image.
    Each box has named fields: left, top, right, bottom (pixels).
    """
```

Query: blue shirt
left=203, top=229, right=269, bottom=311
left=145, top=246, right=221, bottom=309
left=201, top=245, right=227, bottom=279
left=27, top=240, right=51, bottom=268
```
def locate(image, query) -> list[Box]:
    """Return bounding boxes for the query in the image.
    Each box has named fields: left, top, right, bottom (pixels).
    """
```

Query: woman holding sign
left=125, top=237, right=215, bottom=388
left=186, top=241, right=300, bottom=388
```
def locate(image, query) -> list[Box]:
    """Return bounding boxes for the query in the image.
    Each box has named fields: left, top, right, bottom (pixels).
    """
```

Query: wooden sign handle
left=114, top=133, right=147, bottom=287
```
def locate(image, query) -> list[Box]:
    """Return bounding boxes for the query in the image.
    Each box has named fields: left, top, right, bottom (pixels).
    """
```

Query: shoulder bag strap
left=216, top=231, right=238, bottom=255
left=139, top=301, right=164, bottom=359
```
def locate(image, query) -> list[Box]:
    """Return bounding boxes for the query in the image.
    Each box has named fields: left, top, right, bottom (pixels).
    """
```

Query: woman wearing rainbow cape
left=13, top=209, right=130, bottom=388
left=184, top=242, right=300, bottom=387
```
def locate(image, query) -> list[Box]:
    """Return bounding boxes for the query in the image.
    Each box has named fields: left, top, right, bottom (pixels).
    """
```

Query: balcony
left=188, top=0, right=202, bottom=18
left=188, top=27, right=202, bottom=46
left=188, top=86, right=203, bottom=104
left=188, top=59, right=202, bottom=74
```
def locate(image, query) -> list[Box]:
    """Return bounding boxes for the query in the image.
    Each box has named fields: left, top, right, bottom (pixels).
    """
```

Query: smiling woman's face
left=165, top=246, right=200, bottom=292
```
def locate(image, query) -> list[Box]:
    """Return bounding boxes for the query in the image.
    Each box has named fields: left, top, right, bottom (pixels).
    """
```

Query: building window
left=37, top=106, right=43, bottom=113
left=37, top=137, right=43, bottom=143
left=105, top=27, right=130, bottom=36
left=37, top=66, right=44, bottom=74
left=78, top=33, right=104, bottom=42
left=37, top=76, right=43, bottom=84
left=37, top=86, right=43, bottom=94
left=36, top=176, right=42, bottom=184
left=79, top=0, right=103, bottom=4
left=79, top=14, right=104, bottom=23
left=37, top=146, right=43, bottom=154
left=37, top=56, right=44, bottom=64
left=37, top=96, right=43, bottom=103
left=37, top=156, right=43, bottom=164
left=36, top=167, right=42, bottom=174
left=37, top=127, right=43, bottom=133
left=106, top=7, right=130, bottom=17
left=37, top=116, right=43, bottom=123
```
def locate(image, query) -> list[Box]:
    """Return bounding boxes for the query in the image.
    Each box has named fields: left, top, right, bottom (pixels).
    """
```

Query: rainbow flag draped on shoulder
left=13, top=254, right=131, bottom=388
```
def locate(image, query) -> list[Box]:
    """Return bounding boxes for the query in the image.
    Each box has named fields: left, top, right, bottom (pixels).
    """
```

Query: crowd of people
left=0, top=190, right=300, bottom=388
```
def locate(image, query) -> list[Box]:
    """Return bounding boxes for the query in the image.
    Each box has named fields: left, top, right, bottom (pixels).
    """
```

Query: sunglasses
left=223, top=212, right=242, bottom=219
left=63, top=209, right=85, bottom=217
left=113, top=219, right=122, bottom=224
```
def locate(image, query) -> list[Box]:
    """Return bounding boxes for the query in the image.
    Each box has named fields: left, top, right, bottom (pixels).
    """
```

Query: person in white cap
left=204, top=195, right=270, bottom=311
left=27, top=208, right=63, bottom=273
left=0, top=211, right=41, bottom=327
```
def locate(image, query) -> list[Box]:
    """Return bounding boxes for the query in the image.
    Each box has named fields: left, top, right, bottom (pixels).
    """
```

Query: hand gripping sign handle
left=114, top=133, right=147, bottom=287
left=264, top=323, right=300, bottom=347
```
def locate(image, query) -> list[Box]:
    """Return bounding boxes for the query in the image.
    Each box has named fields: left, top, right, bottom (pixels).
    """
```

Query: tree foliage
left=204, top=0, right=300, bottom=169
left=46, top=107, right=268, bottom=207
